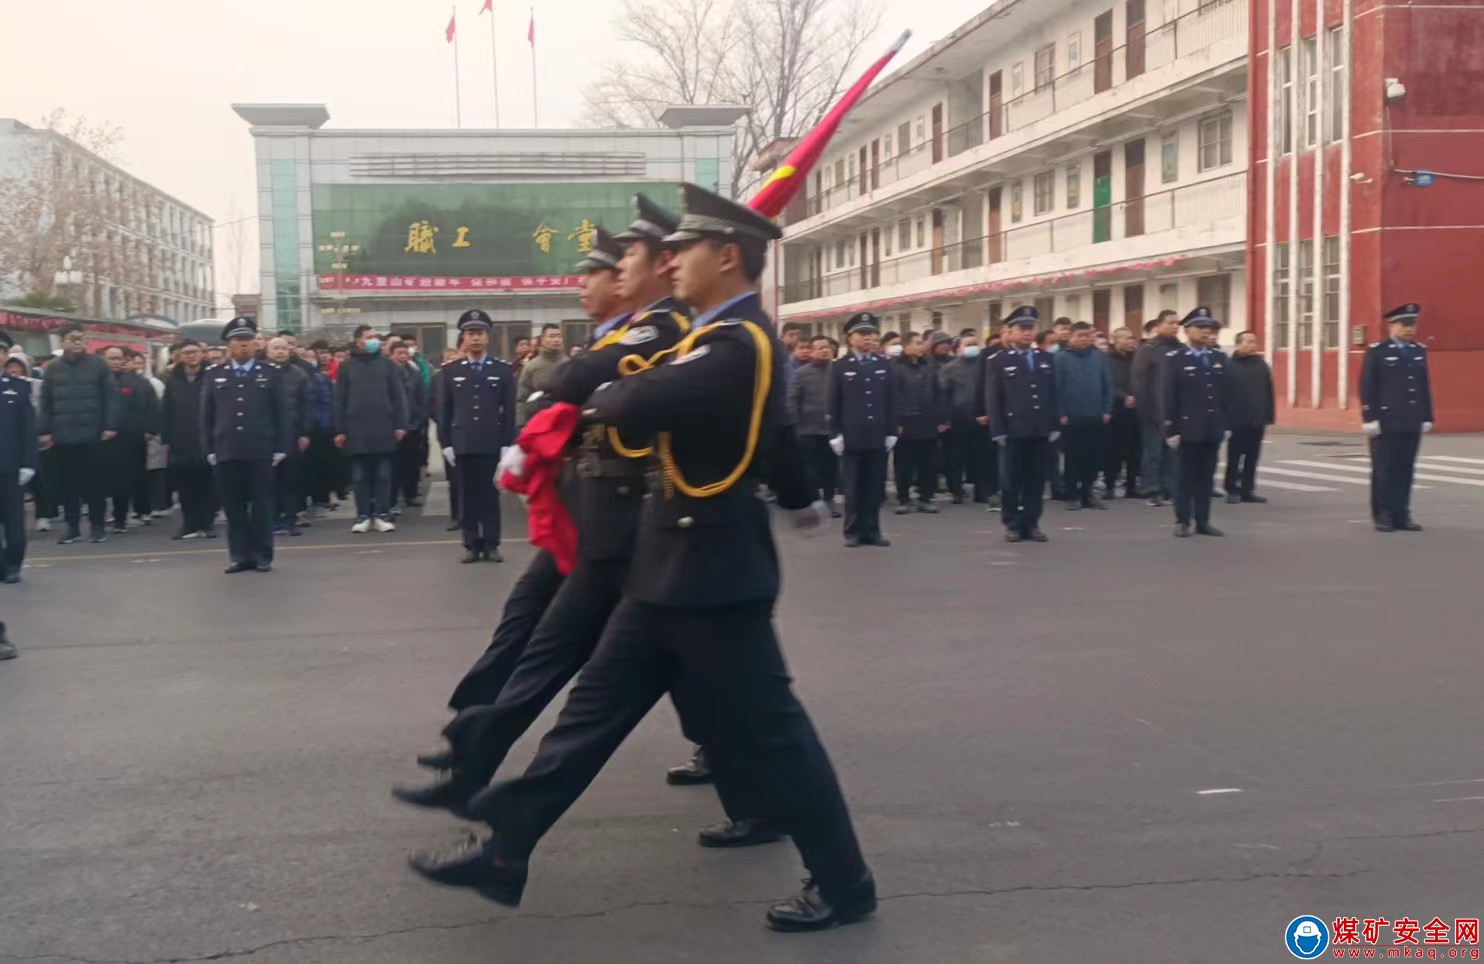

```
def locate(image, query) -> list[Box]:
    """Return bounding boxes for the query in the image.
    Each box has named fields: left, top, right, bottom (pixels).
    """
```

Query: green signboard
left=311, top=182, right=682, bottom=278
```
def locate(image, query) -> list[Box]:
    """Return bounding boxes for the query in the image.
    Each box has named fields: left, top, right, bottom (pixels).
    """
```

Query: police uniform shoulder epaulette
left=1369, top=341, right=1382, bottom=349
left=1166, top=348, right=1182, bottom=356
left=1417, top=343, right=1427, bottom=350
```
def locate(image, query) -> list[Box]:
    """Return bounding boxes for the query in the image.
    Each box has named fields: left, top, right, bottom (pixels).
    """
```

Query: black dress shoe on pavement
left=698, top=818, right=785, bottom=849
left=844, top=535, right=861, bottom=548
left=1, top=572, right=18, bottom=585
left=391, top=775, right=482, bottom=818
left=1399, top=519, right=1424, bottom=532
left=1175, top=523, right=1192, bottom=538
left=255, top=563, right=273, bottom=573
left=1225, top=492, right=1242, bottom=504
left=1241, top=494, right=1269, bottom=504
left=951, top=493, right=964, bottom=505
left=666, top=747, right=713, bottom=785
left=88, top=529, right=108, bottom=544
left=57, top=529, right=82, bottom=545
left=865, top=535, right=891, bottom=547
left=829, top=507, right=842, bottom=518
left=1004, top=530, right=1023, bottom=543
left=408, top=834, right=528, bottom=907
left=1374, top=517, right=1396, bottom=533
left=461, top=549, right=481, bottom=564
left=224, top=562, right=255, bottom=574
left=916, top=502, right=939, bottom=514
left=1196, top=525, right=1225, bottom=537
left=1027, top=529, right=1048, bottom=543
left=766, top=875, right=877, bottom=933
left=418, top=746, right=457, bottom=771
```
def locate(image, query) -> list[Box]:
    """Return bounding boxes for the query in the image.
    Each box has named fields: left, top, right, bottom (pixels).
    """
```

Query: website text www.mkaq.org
left=1330, top=949, right=1481, bottom=959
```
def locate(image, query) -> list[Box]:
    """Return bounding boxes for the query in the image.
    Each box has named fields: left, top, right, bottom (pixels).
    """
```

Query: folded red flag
left=499, top=401, right=580, bottom=574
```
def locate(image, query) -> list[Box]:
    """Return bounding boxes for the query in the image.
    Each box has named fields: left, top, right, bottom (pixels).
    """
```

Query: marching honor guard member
left=408, top=182, right=875, bottom=933
left=202, top=317, right=291, bottom=573
left=828, top=312, right=895, bottom=547
left=439, top=309, right=517, bottom=563
left=985, top=306, right=1059, bottom=543
left=1361, top=303, right=1434, bottom=532
left=1163, top=307, right=1229, bottom=538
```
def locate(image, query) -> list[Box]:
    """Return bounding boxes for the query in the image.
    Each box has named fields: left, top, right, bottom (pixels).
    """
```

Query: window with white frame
left=1302, top=36, right=1318, bottom=148
left=846, top=155, right=856, bottom=195
left=1010, top=62, right=1024, bottom=98
left=898, top=121, right=911, bottom=154
left=1198, top=109, right=1233, bottom=170
left=1010, top=181, right=1023, bottom=222
left=1033, top=171, right=1055, bottom=215
left=1034, top=44, right=1056, bottom=90
left=1161, top=131, right=1179, bottom=183
left=915, top=217, right=926, bottom=247
left=915, top=116, right=926, bottom=143
left=884, top=133, right=894, bottom=159
left=1067, top=32, right=1082, bottom=70
left=899, top=218, right=911, bottom=250
left=1298, top=239, right=1315, bottom=348
left=1275, top=45, right=1293, bottom=155
left=884, top=228, right=893, bottom=257
left=834, top=159, right=845, bottom=190
left=1065, top=164, right=1081, bottom=208
left=834, top=239, right=846, bottom=269
left=1322, top=235, right=1340, bottom=348
left=1326, top=26, right=1346, bottom=143
left=848, top=240, right=855, bottom=267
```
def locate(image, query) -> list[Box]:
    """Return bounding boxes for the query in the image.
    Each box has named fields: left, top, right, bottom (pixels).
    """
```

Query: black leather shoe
left=1027, top=529, right=1048, bottom=543
left=224, top=562, right=254, bottom=574
left=1196, top=525, right=1225, bottom=537
left=951, top=493, right=964, bottom=505
left=407, top=834, right=528, bottom=907
left=829, top=507, right=842, bottom=519
left=865, top=535, right=891, bottom=547
left=916, top=502, right=939, bottom=514
left=666, top=748, right=713, bottom=786
left=57, top=529, right=82, bottom=545
left=391, top=775, right=482, bottom=819
left=766, top=875, right=877, bottom=933
left=1399, top=519, right=1424, bottom=532
left=418, top=746, right=458, bottom=770
left=1175, top=523, right=1192, bottom=538
left=1241, top=494, right=1269, bottom=504
left=1374, top=517, right=1396, bottom=533
left=88, top=529, right=108, bottom=544
left=1225, top=492, right=1242, bottom=504
left=2, top=572, right=19, bottom=585
left=1004, top=530, right=1023, bottom=543
left=844, top=535, right=861, bottom=548
left=461, top=550, right=481, bottom=564
left=255, top=563, right=273, bottom=573
left=698, top=818, right=786, bottom=849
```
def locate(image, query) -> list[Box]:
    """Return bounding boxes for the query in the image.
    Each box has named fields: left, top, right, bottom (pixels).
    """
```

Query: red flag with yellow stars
left=748, top=30, right=911, bottom=219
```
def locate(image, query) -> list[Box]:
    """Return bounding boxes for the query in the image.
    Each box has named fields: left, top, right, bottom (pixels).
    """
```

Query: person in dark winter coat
left=1053, top=323, right=1114, bottom=510
left=100, top=345, right=160, bottom=533
left=939, top=334, right=991, bottom=503
left=335, top=326, right=411, bottom=531
left=788, top=335, right=838, bottom=512
left=0, top=329, right=38, bottom=583
left=267, top=338, right=313, bottom=535
left=162, top=340, right=218, bottom=538
left=38, top=324, right=119, bottom=543
left=1133, top=311, right=1183, bottom=503
left=1102, top=327, right=1142, bottom=497
left=1223, top=330, right=1276, bottom=504
left=890, top=332, right=945, bottom=513
left=391, top=342, right=430, bottom=508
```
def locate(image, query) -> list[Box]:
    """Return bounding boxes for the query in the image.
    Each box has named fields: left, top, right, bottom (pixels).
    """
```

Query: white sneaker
left=36, top=518, right=51, bottom=532
left=351, top=519, right=372, bottom=534
left=373, top=517, right=396, bottom=533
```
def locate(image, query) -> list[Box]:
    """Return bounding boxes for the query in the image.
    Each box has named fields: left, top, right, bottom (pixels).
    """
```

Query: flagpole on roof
left=450, top=7, right=463, bottom=128
left=481, top=0, right=501, bottom=127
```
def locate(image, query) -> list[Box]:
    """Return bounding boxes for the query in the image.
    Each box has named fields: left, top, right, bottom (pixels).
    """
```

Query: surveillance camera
left=1384, top=78, right=1406, bottom=101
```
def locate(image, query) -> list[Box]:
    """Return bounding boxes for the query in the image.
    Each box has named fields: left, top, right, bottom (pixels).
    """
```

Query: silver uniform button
left=678, top=516, right=694, bottom=528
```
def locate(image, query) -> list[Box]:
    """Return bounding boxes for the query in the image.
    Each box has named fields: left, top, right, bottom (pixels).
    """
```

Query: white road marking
left=1248, top=478, right=1338, bottom=493
left=1259, top=467, right=1376, bottom=486
left=1433, top=796, right=1484, bottom=803
left=1198, top=788, right=1243, bottom=795
left=1415, top=458, right=1484, bottom=475
left=1283, top=459, right=1484, bottom=487
left=1423, top=456, right=1484, bottom=466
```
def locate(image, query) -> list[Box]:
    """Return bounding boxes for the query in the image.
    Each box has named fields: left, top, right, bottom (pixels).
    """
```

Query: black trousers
left=449, top=551, right=565, bottom=711
left=1001, top=437, right=1048, bottom=534
left=302, top=431, right=335, bottom=506
left=396, top=431, right=426, bottom=504
left=54, top=442, right=107, bottom=532
left=274, top=454, right=304, bottom=526
left=1046, top=434, right=1067, bottom=500
left=1103, top=414, right=1141, bottom=493
left=943, top=419, right=991, bottom=499
left=0, top=477, right=24, bottom=574
left=107, top=432, right=147, bottom=525
left=840, top=449, right=887, bottom=541
left=458, top=454, right=501, bottom=550
left=1061, top=417, right=1105, bottom=504
left=473, top=598, right=870, bottom=901
left=1173, top=440, right=1221, bottom=526
left=799, top=435, right=838, bottom=504
left=445, top=454, right=462, bottom=522
left=33, top=446, right=59, bottom=520
left=215, top=459, right=275, bottom=566
left=893, top=437, right=935, bottom=505
left=1140, top=421, right=1175, bottom=498
left=1370, top=431, right=1422, bottom=525
left=1224, top=426, right=1265, bottom=497
left=171, top=463, right=217, bottom=534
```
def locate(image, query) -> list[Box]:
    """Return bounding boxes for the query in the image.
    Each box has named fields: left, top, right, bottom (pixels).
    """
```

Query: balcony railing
left=800, top=0, right=1248, bottom=221
left=782, top=170, right=1245, bottom=306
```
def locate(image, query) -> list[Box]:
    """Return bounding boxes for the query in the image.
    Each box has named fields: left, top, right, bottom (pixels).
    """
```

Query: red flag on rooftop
left=446, top=13, right=457, bottom=42
left=748, top=30, right=911, bottom=219
left=480, top=0, right=493, bottom=13
left=527, top=8, right=535, bottom=45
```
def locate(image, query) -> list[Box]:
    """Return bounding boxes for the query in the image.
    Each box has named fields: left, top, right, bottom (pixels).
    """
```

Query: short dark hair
left=827, top=336, right=840, bottom=351
left=1054, top=317, right=1073, bottom=327
left=176, top=338, right=201, bottom=350
left=58, top=322, right=85, bottom=339
left=310, top=339, right=330, bottom=351
left=540, top=323, right=560, bottom=335
left=352, top=324, right=373, bottom=339
left=1071, top=321, right=1094, bottom=332
left=1157, top=309, right=1179, bottom=321
left=959, top=327, right=978, bottom=338
left=277, top=329, right=295, bottom=338
left=1035, top=330, right=1052, bottom=346
left=881, top=331, right=900, bottom=343
left=1143, top=319, right=1160, bottom=334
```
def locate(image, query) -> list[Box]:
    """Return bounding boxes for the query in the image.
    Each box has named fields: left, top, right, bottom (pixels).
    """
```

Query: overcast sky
left=2, top=0, right=991, bottom=311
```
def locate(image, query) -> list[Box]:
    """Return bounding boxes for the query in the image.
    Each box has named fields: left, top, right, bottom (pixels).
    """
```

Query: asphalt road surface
left=3, top=433, right=1483, bottom=963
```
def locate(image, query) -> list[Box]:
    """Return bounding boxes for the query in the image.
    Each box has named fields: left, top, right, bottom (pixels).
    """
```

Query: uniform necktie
left=1025, top=351, right=1035, bottom=373
left=1198, top=351, right=1209, bottom=369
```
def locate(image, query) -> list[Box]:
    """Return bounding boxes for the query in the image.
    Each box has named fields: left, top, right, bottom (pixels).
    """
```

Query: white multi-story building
left=0, top=119, right=216, bottom=323
left=776, top=0, right=1248, bottom=339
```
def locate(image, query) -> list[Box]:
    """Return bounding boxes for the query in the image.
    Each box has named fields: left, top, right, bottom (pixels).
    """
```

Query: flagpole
left=530, top=6, right=538, bottom=127
left=488, top=5, right=501, bottom=127
left=452, top=6, right=463, bottom=128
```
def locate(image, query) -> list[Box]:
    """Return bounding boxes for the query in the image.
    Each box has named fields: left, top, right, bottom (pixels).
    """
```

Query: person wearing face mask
left=939, top=334, right=991, bottom=504
left=335, top=325, right=411, bottom=533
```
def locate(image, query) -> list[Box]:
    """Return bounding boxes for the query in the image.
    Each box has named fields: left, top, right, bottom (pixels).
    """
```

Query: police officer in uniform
left=439, top=310, right=517, bottom=563
left=1163, top=307, right=1229, bottom=538
left=986, top=306, right=1059, bottom=543
left=1361, top=303, right=1433, bottom=532
left=202, top=317, right=291, bottom=573
left=409, top=183, right=875, bottom=933
left=828, top=313, right=895, bottom=547
left=1, top=328, right=38, bottom=585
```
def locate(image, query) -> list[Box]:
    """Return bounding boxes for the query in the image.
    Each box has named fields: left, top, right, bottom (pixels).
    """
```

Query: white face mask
left=886, top=344, right=904, bottom=358
left=962, top=346, right=982, bottom=358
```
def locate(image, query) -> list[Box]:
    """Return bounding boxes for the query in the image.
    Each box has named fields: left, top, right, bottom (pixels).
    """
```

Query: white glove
left=526, top=391, right=544, bottom=404
left=1363, top=421, right=1382, bottom=438
left=993, top=435, right=1007, bottom=446
left=272, top=452, right=286, bottom=467
left=790, top=499, right=832, bottom=538
left=442, top=446, right=456, bottom=465
left=1166, top=435, right=1181, bottom=450
left=828, top=436, right=845, bottom=457
left=1048, top=431, right=1061, bottom=443
left=1224, top=430, right=1232, bottom=442
left=207, top=454, right=217, bottom=467
left=1422, top=421, right=1433, bottom=434
left=497, top=444, right=526, bottom=483
left=18, top=468, right=35, bottom=486
left=884, top=435, right=898, bottom=453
